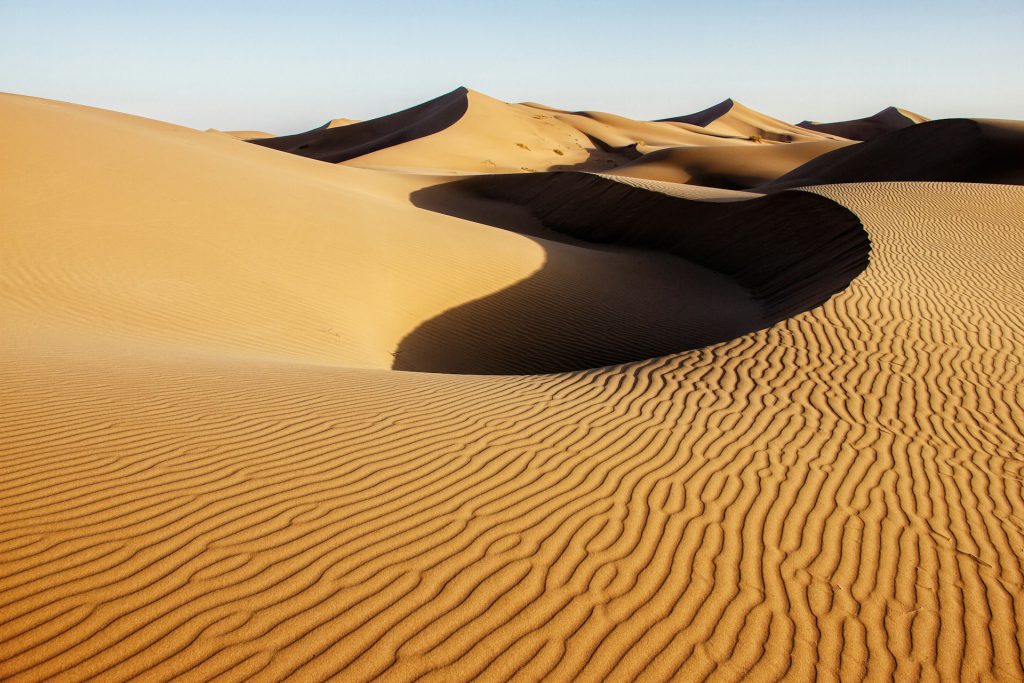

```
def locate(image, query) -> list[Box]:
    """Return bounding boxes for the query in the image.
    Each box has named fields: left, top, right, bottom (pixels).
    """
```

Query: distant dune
left=658, top=98, right=841, bottom=142
left=2, top=88, right=1023, bottom=682
left=219, top=129, right=276, bottom=140
left=249, top=87, right=471, bottom=164
left=765, top=118, right=1024, bottom=189
left=797, top=106, right=929, bottom=141
left=604, top=139, right=853, bottom=188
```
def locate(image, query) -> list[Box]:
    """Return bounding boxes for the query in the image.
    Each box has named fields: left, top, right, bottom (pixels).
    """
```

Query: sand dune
left=797, top=106, right=929, bottom=141
left=604, top=139, right=852, bottom=188
left=343, top=91, right=760, bottom=173
left=766, top=118, right=1024, bottom=190
left=248, top=87, right=471, bottom=165
left=2, top=90, right=1024, bottom=682
left=219, top=130, right=275, bottom=140
left=659, top=98, right=841, bottom=143
left=250, top=90, right=842, bottom=174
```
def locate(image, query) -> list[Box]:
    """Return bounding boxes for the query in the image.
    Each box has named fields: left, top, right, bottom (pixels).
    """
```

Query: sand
left=1, top=89, right=1023, bottom=682
left=797, top=107, right=929, bottom=141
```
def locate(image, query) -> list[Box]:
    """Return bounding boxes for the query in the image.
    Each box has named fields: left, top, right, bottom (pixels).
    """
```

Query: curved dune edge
left=248, top=87, right=470, bottom=163
left=467, top=173, right=869, bottom=322
left=397, top=173, right=869, bottom=374
left=2, top=183, right=1023, bottom=681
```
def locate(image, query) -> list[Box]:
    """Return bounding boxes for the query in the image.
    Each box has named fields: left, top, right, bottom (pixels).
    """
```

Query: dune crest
left=659, top=98, right=843, bottom=142
left=248, top=87, right=470, bottom=164
left=765, top=118, right=1024, bottom=189
left=797, top=106, right=929, bottom=141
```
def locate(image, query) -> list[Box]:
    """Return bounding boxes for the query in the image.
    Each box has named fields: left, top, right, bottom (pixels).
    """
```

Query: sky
left=1, top=0, right=1022, bottom=134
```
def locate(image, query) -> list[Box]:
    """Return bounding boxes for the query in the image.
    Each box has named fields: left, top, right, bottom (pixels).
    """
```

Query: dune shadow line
left=393, top=173, right=870, bottom=375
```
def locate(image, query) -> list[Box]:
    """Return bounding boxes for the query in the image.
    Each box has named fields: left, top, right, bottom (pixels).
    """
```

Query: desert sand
left=1, top=88, right=1023, bottom=682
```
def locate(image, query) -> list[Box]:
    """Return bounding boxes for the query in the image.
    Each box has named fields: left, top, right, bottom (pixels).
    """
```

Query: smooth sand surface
left=2, top=89, right=1023, bottom=682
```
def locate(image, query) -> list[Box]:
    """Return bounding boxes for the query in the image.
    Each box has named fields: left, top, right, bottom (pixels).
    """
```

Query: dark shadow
left=394, top=173, right=870, bottom=375
left=656, top=99, right=735, bottom=126
left=247, top=87, right=469, bottom=163
left=761, top=118, right=1024, bottom=191
left=796, top=106, right=919, bottom=141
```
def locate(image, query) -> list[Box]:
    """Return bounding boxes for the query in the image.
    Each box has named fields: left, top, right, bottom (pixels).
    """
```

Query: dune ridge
left=394, top=173, right=868, bottom=373
left=248, top=91, right=842, bottom=174
left=249, top=87, right=470, bottom=163
left=463, top=172, right=869, bottom=324
left=658, top=99, right=840, bottom=143
left=797, top=106, right=929, bottom=141
left=765, top=118, right=1024, bottom=190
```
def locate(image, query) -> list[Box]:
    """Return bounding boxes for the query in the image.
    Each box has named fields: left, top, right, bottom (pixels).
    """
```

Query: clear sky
left=1, top=0, right=1021, bottom=134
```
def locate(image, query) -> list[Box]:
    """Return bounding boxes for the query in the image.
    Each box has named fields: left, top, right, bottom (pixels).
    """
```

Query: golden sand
left=1, top=90, right=1022, bottom=681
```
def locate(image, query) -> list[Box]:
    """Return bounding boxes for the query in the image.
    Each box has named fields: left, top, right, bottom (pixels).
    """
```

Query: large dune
left=603, top=139, right=853, bottom=188
left=2, top=89, right=1024, bottom=682
left=248, top=90, right=843, bottom=174
left=658, top=98, right=841, bottom=143
left=766, top=118, right=1024, bottom=190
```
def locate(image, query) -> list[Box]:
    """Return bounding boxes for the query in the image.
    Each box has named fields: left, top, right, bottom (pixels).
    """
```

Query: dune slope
left=766, top=118, right=1024, bottom=189
left=659, top=99, right=841, bottom=143
left=249, top=88, right=470, bottom=163
left=604, top=139, right=852, bottom=188
left=797, top=106, right=929, bottom=141
left=396, top=173, right=867, bottom=373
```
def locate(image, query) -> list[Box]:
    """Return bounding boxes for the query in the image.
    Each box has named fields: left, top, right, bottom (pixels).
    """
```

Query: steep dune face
left=395, top=173, right=868, bottom=373
left=604, top=139, right=853, bottom=188
left=766, top=118, right=1024, bottom=189
left=797, top=106, right=929, bottom=141
left=248, top=87, right=470, bottom=163
left=659, top=98, right=843, bottom=142
left=464, top=173, right=869, bottom=325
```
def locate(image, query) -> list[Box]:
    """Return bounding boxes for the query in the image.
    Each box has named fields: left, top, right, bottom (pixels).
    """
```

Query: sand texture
left=2, top=89, right=1023, bottom=682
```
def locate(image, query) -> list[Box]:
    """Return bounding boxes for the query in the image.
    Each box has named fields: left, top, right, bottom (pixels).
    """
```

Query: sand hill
left=797, top=106, right=929, bottom=141
left=658, top=98, right=840, bottom=143
left=604, top=139, right=853, bottom=188
left=249, top=89, right=843, bottom=174
left=766, top=118, right=1024, bottom=190
left=1, top=89, right=1023, bottom=682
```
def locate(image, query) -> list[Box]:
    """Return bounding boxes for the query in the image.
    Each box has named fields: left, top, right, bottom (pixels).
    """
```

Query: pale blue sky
left=1, top=0, right=1021, bottom=133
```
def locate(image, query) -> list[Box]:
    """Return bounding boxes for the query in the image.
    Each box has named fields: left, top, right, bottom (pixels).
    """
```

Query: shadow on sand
left=391, top=173, right=869, bottom=375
